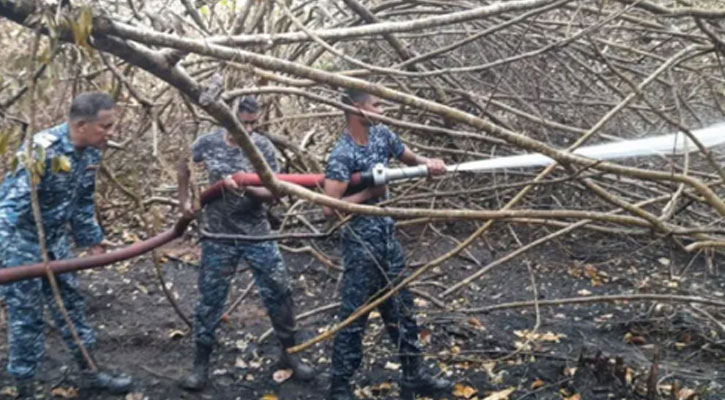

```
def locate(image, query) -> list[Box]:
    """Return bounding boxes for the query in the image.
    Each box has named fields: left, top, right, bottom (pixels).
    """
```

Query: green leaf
left=79, top=7, right=93, bottom=35
left=199, top=5, right=210, bottom=16
left=34, top=145, right=46, bottom=164
left=51, top=156, right=60, bottom=174
left=37, top=47, right=51, bottom=64
left=71, top=6, right=93, bottom=49
left=32, top=145, right=46, bottom=178
left=0, top=131, right=9, bottom=155
left=59, top=155, right=71, bottom=172
left=10, top=155, right=19, bottom=175
left=34, top=158, right=45, bottom=178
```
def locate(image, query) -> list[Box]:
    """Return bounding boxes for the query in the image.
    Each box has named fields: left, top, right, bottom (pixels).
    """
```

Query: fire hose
left=1, top=121, right=723, bottom=284
left=0, top=170, right=379, bottom=284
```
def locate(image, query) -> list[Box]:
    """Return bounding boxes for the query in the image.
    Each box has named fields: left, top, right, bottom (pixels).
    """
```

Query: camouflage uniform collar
left=344, top=126, right=372, bottom=147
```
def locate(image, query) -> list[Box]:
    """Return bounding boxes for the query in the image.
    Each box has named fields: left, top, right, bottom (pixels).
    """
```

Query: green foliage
left=37, top=47, right=52, bottom=64
left=50, top=155, right=60, bottom=174
left=0, top=131, right=10, bottom=155
left=69, top=6, right=93, bottom=50
left=50, top=155, right=71, bottom=174
left=313, top=60, right=334, bottom=71
left=12, top=144, right=47, bottom=184
left=10, top=155, right=18, bottom=175
left=32, top=144, right=46, bottom=184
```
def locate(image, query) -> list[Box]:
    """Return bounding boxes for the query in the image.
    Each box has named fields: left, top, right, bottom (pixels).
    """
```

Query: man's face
left=353, top=96, right=383, bottom=126
left=239, top=111, right=259, bottom=133
left=78, top=108, right=117, bottom=149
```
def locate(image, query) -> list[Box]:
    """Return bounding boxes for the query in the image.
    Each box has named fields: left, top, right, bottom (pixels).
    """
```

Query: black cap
left=238, top=96, right=259, bottom=113
left=341, top=88, right=369, bottom=106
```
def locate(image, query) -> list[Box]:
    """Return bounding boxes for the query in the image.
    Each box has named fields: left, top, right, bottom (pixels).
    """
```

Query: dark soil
left=1, top=222, right=724, bottom=400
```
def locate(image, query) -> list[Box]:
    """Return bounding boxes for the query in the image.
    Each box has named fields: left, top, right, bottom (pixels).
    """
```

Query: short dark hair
left=238, top=96, right=259, bottom=113
left=69, top=92, right=115, bottom=121
left=341, top=88, right=370, bottom=107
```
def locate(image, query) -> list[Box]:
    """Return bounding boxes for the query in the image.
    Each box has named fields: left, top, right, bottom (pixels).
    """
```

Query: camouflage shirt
left=325, top=124, right=405, bottom=235
left=192, top=129, right=279, bottom=236
left=0, top=123, right=103, bottom=263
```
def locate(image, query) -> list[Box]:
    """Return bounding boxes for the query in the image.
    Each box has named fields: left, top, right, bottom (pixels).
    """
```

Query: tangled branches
left=0, top=0, right=724, bottom=386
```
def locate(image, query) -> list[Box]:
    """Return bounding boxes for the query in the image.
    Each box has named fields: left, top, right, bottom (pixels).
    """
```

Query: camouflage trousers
left=330, top=224, right=422, bottom=382
left=1, top=248, right=95, bottom=380
left=193, top=239, right=296, bottom=348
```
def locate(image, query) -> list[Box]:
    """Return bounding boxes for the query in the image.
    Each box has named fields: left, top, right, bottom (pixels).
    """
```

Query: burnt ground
left=1, top=221, right=724, bottom=400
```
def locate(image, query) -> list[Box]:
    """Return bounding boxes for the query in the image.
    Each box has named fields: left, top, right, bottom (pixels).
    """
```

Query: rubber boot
left=14, top=378, right=37, bottom=399
left=279, top=348, right=315, bottom=381
left=400, top=373, right=451, bottom=400
left=79, top=371, right=133, bottom=395
left=179, top=343, right=212, bottom=391
left=277, top=333, right=315, bottom=381
left=73, top=349, right=132, bottom=395
left=400, top=356, right=452, bottom=400
left=328, top=378, right=356, bottom=400
left=273, top=296, right=315, bottom=381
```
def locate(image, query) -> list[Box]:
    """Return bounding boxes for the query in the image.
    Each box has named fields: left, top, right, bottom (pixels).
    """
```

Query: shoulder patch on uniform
left=33, top=132, right=59, bottom=148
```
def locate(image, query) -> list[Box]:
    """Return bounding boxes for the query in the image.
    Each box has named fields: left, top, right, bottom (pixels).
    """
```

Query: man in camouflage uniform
left=177, top=96, right=314, bottom=391
left=0, top=92, right=132, bottom=397
left=323, top=89, right=452, bottom=400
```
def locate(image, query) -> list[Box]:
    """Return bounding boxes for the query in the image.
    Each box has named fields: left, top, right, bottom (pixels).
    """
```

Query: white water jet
left=448, top=122, right=725, bottom=173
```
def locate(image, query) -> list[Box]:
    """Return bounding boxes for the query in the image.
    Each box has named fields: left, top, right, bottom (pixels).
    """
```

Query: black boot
left=400, top=372, right=452, bottom=399
left=79, top=371, right=133, bottom=395
left=278, top=331, right=315, bottom=381
left=273, top=295, right=315, bottom=381
left=179, top=343, right=212, bottom=391
left=328, top=378, right=355, bottom=400
left=74, top=350, right=133, bottom=394
left=14, top=378, right=37, bottom=399
left=401, top=356, right=452, bottom=400
left=279, top=347, right=315, bottom=381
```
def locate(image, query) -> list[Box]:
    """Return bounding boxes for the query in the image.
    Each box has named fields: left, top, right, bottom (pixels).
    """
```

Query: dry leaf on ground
left=384, top=361, right=400, bottom=371
left=678, top=388, right=697, bottom=399
left=483, top=387, right=515, bottom=400
left=168, top=329, right=185, bottom=339
left=531, top=379, right=545, bottom=389
left=272, top=369, right=293, bottom=384
left=513, top=330, right=567, bottom=342
left=452, top=383, right=478, bottom=398
left=51, top=387, right=79, bottom=398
